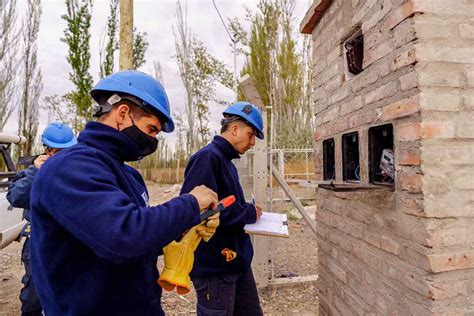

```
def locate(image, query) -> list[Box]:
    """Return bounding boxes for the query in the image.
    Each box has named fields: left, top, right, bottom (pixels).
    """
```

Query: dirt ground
left=0, top=182, right=318, bottom=315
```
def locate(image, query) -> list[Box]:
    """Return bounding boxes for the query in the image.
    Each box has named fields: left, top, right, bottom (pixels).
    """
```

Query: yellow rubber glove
left=158, top=227, right=202, bottom=295
left=196, top=212, right=220, bottom=242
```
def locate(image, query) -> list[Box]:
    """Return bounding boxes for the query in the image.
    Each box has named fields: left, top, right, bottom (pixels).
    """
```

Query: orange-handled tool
left=199, top=195, right=236, bottom=221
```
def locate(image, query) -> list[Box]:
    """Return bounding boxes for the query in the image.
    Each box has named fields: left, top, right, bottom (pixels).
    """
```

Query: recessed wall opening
left=369, top=124, right=394, bottom=185
left=323, top=138, right=335, bottom=180
left=343, top=29, right=364, bottom=80
left=342, top=132, right=360, bottom=182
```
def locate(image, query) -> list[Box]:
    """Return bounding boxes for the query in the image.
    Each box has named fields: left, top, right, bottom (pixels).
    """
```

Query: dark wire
left=211, top=0, right=236, bottom=43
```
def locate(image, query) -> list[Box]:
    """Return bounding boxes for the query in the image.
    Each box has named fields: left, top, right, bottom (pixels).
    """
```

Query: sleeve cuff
left=183, top=193, right=201, bottom=226
left=245, top=203, right=257, bottom=224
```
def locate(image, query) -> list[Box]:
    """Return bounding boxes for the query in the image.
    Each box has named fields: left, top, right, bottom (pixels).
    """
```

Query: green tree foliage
left=18, top=0, right=42, bottom=156
left=132, top=27, right=148, bottom=70
left=231, top=0, right=313, bottom=148
left=99, top=1, right=149, bottom=75
left=61, top=0, right=93, bottom=131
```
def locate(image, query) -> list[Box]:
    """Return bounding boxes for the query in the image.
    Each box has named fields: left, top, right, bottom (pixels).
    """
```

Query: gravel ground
left=0, top=182, right=319, bottom=315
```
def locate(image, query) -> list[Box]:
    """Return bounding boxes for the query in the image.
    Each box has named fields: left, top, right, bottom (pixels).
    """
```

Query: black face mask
left=120, top=124, right=158, bottom=161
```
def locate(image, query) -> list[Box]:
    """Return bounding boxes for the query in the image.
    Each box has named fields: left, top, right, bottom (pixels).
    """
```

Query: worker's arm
left=7, top=166, right=38, bottom=209
left=180, top=151, right=256, bottom=226
left=31, top=150, right=201, bottom=264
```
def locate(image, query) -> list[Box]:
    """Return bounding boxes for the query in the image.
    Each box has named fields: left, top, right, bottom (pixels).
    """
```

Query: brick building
left=300, top=0, right=474, bottom=314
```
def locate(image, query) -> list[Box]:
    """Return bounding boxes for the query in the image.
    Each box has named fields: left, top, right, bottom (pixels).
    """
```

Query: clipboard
left=244, top=212, right=289, bottom=238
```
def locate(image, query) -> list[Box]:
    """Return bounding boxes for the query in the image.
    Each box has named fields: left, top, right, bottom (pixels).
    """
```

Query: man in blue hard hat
left=29, top=70, right=218, bottom=315
left=180, top=102, right=265, bottom=315
left=7, top=122, right=77, bottom=316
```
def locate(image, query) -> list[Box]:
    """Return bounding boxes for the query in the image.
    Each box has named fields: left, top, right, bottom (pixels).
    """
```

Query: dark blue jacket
left=7, top=165, right=38, bottom=222
left=180, top=136, right=257, bottom=276
left=30, top=122, right=201, bottom=316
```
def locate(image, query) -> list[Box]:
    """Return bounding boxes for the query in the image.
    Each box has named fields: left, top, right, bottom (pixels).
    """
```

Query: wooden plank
left=267, top=275, right=319, bottom=290
left=271, top=164, right=318, bottom=236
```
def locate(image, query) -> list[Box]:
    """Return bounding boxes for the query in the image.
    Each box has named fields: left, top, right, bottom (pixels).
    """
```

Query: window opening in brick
left=342, top=132, right=360, bottom=182
left=323, top=138, right=335, bottom=180
left=343, top=29, right=364, bottom=80
left=369, top=124, right=394, bottom=185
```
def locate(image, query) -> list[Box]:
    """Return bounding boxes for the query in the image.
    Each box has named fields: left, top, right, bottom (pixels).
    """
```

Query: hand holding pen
left=251, top=194, right=263, bottom=220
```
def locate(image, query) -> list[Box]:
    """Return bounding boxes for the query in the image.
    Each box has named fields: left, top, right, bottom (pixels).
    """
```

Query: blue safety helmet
left=41, top=122, right=77, bottom=149
left=90, top=70, right=175, bottom=133
left=222, top=102, right=264, bottom=139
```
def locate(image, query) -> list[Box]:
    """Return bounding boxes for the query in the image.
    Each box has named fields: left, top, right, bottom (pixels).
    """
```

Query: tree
left=61, top=0, right=93, bottom=131
left=0, top=0, right=20, bottom=130
left=99, top=0, right=149, bottom=75
left=132, top=27, right=148, bottom=69
left=17, top=0, right=42, bottom=157
left=231, top=0, right=312, bottom=148
left=43, top=95, right=77, bottom=129
left=99, top=0, right=118, bottom=78
left=174, top=0, right=234, bottom=153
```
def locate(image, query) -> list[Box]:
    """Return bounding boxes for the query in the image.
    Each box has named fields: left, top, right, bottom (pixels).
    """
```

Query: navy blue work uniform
left=29, top=122, right=201, bottom=315
left=180, top=135, right=263, bottom=316
left=7, top=165, right=42, bottom=316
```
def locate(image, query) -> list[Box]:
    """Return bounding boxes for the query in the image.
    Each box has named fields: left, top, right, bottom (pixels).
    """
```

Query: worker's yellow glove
left=158, top=227, right=202, bottom=295
left=196, top=212, right=220, bottom=242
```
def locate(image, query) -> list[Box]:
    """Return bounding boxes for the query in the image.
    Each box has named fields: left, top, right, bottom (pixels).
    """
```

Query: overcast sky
left=4, top=0, right=310, bottom=147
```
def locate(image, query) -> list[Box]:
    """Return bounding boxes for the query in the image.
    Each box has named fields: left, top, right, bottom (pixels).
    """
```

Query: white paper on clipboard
left=244, top=212, right=289, bottom=237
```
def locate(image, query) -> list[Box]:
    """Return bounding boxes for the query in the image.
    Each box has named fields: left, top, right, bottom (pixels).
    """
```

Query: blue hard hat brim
left=223, top=108, right=264, bottom=140
left=91, top=81, right=175, bottom=133
left=42, top=137, right=77, bottom=149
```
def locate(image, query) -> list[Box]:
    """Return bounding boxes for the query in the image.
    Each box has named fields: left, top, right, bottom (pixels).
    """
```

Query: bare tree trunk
left=119, top=0, right=133, bottom=70
left=18, top=0, right=42, bottom=157
left=0, top=0, right=19, bottom=130
left=174, top=1, right=195, bottom=154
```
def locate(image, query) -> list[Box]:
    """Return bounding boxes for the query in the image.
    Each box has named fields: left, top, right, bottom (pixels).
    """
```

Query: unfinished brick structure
left=301, top=0, right=474, bottom=314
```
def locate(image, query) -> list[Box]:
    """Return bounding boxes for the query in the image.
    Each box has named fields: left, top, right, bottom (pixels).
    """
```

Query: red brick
left=386, top=0, right=422, bottom=30
left=365, top=231, right=381, bottom=248
left=364, top=42, right=392, bottom=68
left=365, top=82, right=398, bottom=104
left=399, top=71, right=418, bottom=90
left=428, top=280, right=468, bottom=301
left=391, top=47, right=417, bottom=71
left=380, top=235, right=400, bottom=255
left=329, top=117, right=349, bottom=134
left=398, top=172, right=422, bottom=192
left=348, top=110, right=377, bottom=129
left=383, top=95, right=419, bottom=120
left=397, top=148, right=421, bottom=165
left=396, top=122, right=421, bottom=141
left=399, top=194, right=424, bottom=215
left=313, top=126, right=330, bottom=141
left=428, top=251, right=474, bottom=273
left=421, top=121, right=455, bottom=139
left=329, top=260, right=347, bottom=283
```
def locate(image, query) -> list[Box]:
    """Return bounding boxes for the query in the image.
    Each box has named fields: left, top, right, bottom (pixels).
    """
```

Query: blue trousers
left=191, top=267, right=263, bottom=316
left=20, top=236, right=42, bottom=316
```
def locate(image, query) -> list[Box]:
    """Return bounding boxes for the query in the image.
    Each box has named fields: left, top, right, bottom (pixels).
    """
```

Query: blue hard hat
left=90, top=70, right=174, bottom=133
left=41, top=122, right=77, bottom=149
left=223, top=102, right=264, bottom=139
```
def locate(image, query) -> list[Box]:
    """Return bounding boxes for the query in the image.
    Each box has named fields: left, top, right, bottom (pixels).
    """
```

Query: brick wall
left=303, top=0, right=474, bottom=314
